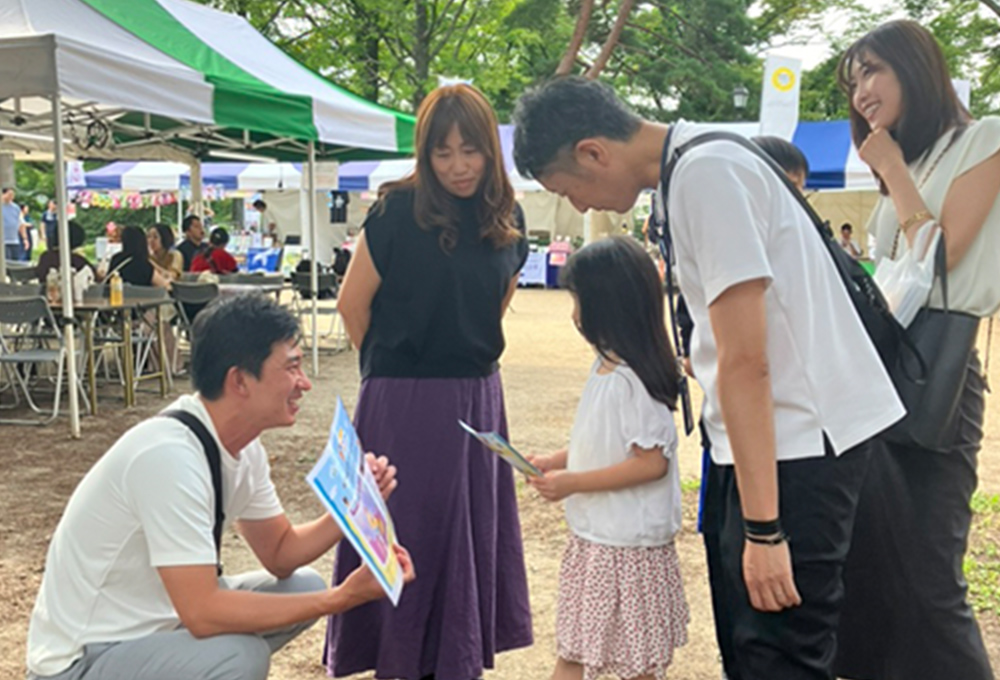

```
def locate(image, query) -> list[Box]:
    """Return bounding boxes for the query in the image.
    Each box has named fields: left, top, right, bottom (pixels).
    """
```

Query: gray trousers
left=30, top=568, right=327, bottom=680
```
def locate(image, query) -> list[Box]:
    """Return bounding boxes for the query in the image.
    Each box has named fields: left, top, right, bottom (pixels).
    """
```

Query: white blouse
left=869, top=117, right=1000, bottom=317
left=564, top=360, right=681, bottom=547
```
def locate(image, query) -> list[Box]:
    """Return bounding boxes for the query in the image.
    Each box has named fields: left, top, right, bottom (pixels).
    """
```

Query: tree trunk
left=363, top=33, right=380, bottom=102
left=413, top=0, right=430, bottom=110
left=585, top=0, right=635, bottom=79
left=555, top=0, right=595, bottom=76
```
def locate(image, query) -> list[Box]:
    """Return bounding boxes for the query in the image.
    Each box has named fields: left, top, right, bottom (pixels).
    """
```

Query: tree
left=194, top=0, right=570, bottom=116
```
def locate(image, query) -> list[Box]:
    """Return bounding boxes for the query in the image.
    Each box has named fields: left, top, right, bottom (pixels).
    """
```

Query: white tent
left=0, top=0, right=416, bottom=435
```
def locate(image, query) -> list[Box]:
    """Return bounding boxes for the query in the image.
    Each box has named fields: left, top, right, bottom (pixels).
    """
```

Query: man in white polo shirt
left=26, top=295, right=415, bottom=680
left=513, top=77, right=904, bottom=680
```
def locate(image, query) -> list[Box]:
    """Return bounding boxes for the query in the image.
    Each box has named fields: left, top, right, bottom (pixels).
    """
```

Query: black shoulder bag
left=880, top=223, right=981, bottom=452
left=653, top=131, right=974, bottom=449
left=162, top=410, right=225, bottom=575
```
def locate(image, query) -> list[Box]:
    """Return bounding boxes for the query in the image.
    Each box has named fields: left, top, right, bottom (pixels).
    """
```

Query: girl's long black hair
left=561, top=236, right=680, bottom=409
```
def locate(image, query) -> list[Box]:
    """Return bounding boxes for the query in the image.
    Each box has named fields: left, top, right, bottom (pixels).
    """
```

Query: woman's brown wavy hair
left=380, top=84, right=521, bottom=252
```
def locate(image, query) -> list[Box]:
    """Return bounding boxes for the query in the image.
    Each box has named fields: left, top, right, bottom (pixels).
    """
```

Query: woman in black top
left=325, top=84, right=532, bottom=680
left=108, top=226, right=169, bottom=288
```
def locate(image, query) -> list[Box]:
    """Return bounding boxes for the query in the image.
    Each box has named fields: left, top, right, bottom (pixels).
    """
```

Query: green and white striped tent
left=0, top=0, right=415, bottom=161
left=0, top=0, right=416, bottom=436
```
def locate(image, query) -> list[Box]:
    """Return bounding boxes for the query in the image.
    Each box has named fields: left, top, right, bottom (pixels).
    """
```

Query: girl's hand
left=858, top=127, right=905, bottom=178
left=528, top=470, right=576, bottom=502
left=365, top=453, right=398, bottom=500
left=526, top=454, right=554, bottom=473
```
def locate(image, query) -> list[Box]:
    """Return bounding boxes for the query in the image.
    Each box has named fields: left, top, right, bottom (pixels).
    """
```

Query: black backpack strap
left=650, top=128, right=695, bottom=436
left=657, top=129, right=925, bottom=381
left=162, top=409, right=225, bottom=576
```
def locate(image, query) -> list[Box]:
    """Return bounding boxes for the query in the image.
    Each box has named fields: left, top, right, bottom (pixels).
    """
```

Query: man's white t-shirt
left=26, top=395, right=283, bottom=677
left=565, top=361, right=681, bottom=547
left=664, top=121, right=905, bottom=465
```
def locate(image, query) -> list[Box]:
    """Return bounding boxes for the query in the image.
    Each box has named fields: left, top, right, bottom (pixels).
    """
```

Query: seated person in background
left=751, top=135, right=810, bottom=192
left=191, top=228, right=239, bottom=275
left=36, top=220, right=95, bottom=282
left=108, top=226, right=171, bottom=289
left=839, top=223, right=862, bottom=259
left=148, top=223, right=184, bottom=281
left=177, top=215, right=206, bottom=272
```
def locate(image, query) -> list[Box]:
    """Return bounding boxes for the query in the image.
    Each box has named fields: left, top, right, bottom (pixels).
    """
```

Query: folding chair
left=291, top=271, right=346, bottom=348
left=170, top=281, right=219, bottom=367
left=0, top=282, right=43, bottom=297
left=6, top=265, right=39, bottom=284
left=122, top=284, right=172, bottom=392
left=0, top=295, right=89, bottom=424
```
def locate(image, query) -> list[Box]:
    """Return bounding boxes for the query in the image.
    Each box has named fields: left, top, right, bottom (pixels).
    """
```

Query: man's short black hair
left=181, top=214, right=201, bottom=233
left=253, top=199, right=267, bottom=210
left=513, top=76, right=641, bottom=180
left=751, top=136, right=810, bottom=178
left=190, top=295, right=301, bottom=400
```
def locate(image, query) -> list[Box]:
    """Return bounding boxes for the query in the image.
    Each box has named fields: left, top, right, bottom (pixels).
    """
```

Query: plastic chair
left=0, top=295, right=89, bottom=424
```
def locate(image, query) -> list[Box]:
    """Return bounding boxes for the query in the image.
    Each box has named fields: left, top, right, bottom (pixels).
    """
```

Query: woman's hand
left=527, top=470, right=577, bottom=502
left=365, top=453, right=398, bottom=500
left=858, top=127, right=906, bottom=178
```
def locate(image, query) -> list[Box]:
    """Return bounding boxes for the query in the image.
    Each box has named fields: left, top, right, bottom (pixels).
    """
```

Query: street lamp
left=732, top=84, right=749, bottom=118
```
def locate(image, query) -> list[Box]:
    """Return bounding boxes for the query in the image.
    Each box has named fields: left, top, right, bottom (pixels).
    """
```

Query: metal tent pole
left=52, top=95, right=80, bottom=438
left=307, top=142, right=319, bottom=375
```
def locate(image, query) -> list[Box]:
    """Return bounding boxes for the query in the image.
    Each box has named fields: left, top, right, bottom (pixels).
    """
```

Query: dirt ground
left=2, top=288, right=998, bottom=680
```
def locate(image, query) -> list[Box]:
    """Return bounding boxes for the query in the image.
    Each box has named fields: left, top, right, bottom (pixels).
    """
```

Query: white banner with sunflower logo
left=760, top=55, right=802, bottom=141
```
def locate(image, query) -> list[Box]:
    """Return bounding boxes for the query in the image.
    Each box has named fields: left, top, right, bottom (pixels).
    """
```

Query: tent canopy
left=82, top=120, right=878, bottom=195
left=0, top=0, right=415, bottom=162
left=83, top=161, right=321, bottom=191
left=339, top=121, right=878, bottom=193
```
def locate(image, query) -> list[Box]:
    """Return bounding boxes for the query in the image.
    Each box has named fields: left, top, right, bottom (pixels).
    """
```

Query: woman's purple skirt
left=324, top=373, right=533, bottom=680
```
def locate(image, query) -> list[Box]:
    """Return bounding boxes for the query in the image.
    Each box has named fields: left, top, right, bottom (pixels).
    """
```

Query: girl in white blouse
left=528, top=236, right=688, bottom=680
left=835, top=19, right=1000, bottom=680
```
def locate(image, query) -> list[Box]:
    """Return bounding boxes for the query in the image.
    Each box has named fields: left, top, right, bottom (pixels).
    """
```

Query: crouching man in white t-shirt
left=26, top=294, right=415, bottom=680
left=513, top=78, right=905, bottom=680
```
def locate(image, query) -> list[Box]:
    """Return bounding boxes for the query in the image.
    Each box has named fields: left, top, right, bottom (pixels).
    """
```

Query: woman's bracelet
left=899, top=209, right=933, bottom=233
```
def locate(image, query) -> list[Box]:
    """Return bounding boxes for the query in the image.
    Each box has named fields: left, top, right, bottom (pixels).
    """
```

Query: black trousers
left=836, top=357, right=994, bottom=680
left=704, top=440, right=872, bottom=680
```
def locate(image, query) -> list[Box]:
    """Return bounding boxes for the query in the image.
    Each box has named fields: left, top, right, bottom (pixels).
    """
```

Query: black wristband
left=746, top=531, right=789, bottom=546
left=744, top=518, right=782, bottom=537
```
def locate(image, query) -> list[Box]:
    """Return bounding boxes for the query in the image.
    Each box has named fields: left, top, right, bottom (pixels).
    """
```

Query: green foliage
left=194, top=0, right=570, bottom=117
left=965, top=491, right=1000, bottom=614
left=13, top=163, right=55, bottom=210
left=597, top=0, right=761, bottom=122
